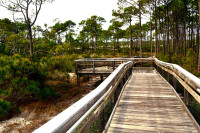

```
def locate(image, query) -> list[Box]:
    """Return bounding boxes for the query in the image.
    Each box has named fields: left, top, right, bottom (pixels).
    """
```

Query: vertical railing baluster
left=93, top=61, right=95, bottom=74
left=167, top=72, right=170, bottom=82
left=173, top=77, right=177, bottom=90
left=77, top=75, right=80, bottom=87
left=184, top=89, right=189, bottom=105
left=99, top=110, right=104, bottom=133
left=112, top=61, right=115, bottom=71
left=114, top=88, right=118, bottom=104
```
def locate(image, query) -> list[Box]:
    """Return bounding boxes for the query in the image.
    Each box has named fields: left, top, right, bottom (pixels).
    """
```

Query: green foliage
left=39, top=87, right=60, bottom=101
left=181, top=49, right=198, bottom=75
left=0, top=43, right=5, bottom=54
left=0, top=54, right=67, bottom=116
left=188, top=100, right=200, bottom=124
left=157, top=48, right=199, bottom=76
left=55, top=43, right=70, bottom=55
left=0, top=99, right=12, bottom=119
left=44, top=55, right=74, bottom=72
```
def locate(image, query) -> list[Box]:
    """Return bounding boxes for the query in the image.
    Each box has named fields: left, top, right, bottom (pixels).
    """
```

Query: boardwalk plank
left=106, top=69, right=200, bottom=133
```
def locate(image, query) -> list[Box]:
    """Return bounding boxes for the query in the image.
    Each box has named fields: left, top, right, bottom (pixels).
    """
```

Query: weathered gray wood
left=106, top=69, right=200, bottom=133
left=99, top=110, right=104, bottom=133
left=184, top=89, right=189, bottom=105
left=173, top=76, right=177, bottom=90
left=75, top=58, right=154, bottom=77
left=93, top=61, right=95, bottom=74
left=35, top=58, right=200, bottom=133
left=76, top=65, right=132, bottom=133
left=156, top=63, right=200, bottom=104
left=34, top=61, right=133, bottom=133
left=155, top=58, right=200, bottom=94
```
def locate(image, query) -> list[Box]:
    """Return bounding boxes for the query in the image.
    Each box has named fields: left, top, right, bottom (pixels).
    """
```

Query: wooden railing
left=155, top=59, right=200, bottom=104
left=33, top=61, right=133, bottom=133
left=34, top=58, right=200, bottom=133
left=154, top=59, right=200, bottom=127
left=75, top=58, right=154, bottom=75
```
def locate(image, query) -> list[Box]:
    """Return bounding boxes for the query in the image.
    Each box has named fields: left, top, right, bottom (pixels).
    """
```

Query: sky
left=0, top=0, right=119, bottom=30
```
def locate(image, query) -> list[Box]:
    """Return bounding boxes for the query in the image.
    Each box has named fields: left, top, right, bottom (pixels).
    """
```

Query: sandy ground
left=0, top=76, right=103, bottom=133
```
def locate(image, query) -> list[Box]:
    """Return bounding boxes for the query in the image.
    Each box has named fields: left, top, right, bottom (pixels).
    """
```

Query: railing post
left=114, top=87, right=118, bottom=104
left=77, top=75, right=80, bottom=87
left=93, top=61, right=95, bottom=74
left=99, top=110, right=104, bottom=133
left=120, top=80, right=124, bottom=91
left=124, top=74, right=127, bottom=82
left=167, top=72, right=170, bottom=82
left=158, top=66, right=160, bottom=74
left=184, top=89, right=189, bottom=105
left=130, top=67, right=132, bottom=76
left=100, top=75, right=103, bottom=82
left=161, top=69, right=164, bottom=77
left=173, top=77, right=177, bottom=90
left=112, top=61, right=115, bottom=71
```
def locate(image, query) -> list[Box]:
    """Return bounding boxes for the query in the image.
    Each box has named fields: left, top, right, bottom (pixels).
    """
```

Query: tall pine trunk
left=198, top=0, right=200, bottom=71
left=183, top=0, right=187, bottom=57
left=150, top=9, right=153, bottom=57
left=139, top=1, right=143, bottom=58
left=196, top=23, right=199, bottom=65
left=175, top=0, right=178, bottom=56
left=163, top=17, right=166, bottom=55
left=155, top=0, right=157, bottom=57
left=27, top=22, right=33, bottom=58
left=130, top=17, right=133, bottom=57
left=167, top=1, right=171, bottom=62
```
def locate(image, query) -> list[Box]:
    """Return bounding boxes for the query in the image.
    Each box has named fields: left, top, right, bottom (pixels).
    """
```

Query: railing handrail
left=74, top=57, right=154, bottom=62
left=33, top=61, right=133, bottom=133
left=155, top=58, right=200, bottom=94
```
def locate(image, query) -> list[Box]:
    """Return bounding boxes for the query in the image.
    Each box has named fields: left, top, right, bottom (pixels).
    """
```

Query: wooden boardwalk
left=106, top=69, right=200, bottom=133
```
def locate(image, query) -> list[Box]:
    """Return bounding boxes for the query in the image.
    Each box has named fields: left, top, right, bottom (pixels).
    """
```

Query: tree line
left=1, top=0, right=200, bottom=71
left=0, top=0, right=200, bottom=120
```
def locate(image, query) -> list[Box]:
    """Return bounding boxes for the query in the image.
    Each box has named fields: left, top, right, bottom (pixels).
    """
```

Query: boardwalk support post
left=112, top=61, right=115, bottom=71
left=77, top=75, right=80, bottom=87
left=167, top=72, right=170, bottom=82
left=99, top=110, right=104, bottom=133
left=114, top=88, right=117, bottom=104
left=173, top=77, right=177, bottom=90
left=93, top=61, right=95, bottom=74
left=100, top=75, right=103, bottom=82
left=184, top=89, right=189, bottom=105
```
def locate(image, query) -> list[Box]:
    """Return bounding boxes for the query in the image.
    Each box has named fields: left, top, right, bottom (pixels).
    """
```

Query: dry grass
left=0, top=75, right=101, bottom=133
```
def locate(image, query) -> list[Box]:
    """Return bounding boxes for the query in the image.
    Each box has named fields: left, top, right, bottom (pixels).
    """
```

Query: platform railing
left=33, top=61, right=133, bottom=133
left=75, top=58, right=154, bottom=75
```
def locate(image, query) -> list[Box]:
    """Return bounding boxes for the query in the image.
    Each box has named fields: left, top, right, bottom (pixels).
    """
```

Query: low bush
left=0, top=99, right=12, bottom=119
left=0, top=54, right=68, bottom=119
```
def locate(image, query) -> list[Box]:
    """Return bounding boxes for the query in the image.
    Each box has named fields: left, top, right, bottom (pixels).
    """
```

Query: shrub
left=0, top=99, right=12, bottom=119
left=39, top=87, right=60, bottom=100
left=47, top=56, right=73, bottom=72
